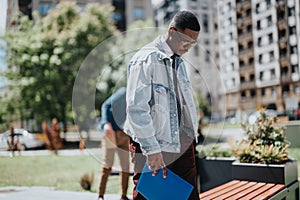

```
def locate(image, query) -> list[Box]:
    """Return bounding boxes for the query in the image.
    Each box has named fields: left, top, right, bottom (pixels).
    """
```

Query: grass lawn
left=0, top=154, right=134, bottom=194
left=1, top=147, right=299, bottom=195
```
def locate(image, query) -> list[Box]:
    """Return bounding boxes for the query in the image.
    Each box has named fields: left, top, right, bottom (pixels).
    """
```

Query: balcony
left=240, top=81, right=256, bottom=90
left=238, top=32, right=252, bottom=41
left=277, top=19, right=287, bottom=30
left=288, top=0, right=295, bottom=7
left=289, top=35, right=297, bottom=46
left=288, top=16, right=296, bottom=26
left=291, top=54, right=298, bottom=65
left=281, top=75, right=291, bottom=83
left=291, top=73, right=300, bottom=81
left=239, top=64, right=255, bottom=73
left=239, top=48, right=253, bottom=56
left=280, top=56, right=290, bottom=66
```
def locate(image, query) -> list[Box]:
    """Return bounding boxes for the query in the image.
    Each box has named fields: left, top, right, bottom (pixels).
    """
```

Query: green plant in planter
left=199, top=144, right=234, bottom=158
left=233, top=110, right=290, bottom=164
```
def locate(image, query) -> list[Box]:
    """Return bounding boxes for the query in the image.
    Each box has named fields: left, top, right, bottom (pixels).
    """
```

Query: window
left=241, top=91, right=246, bottom=98
left=240, top=60, right=245, bottom=67
left=270, top=51, right=274, bottom=61
left=267, top=15, right=272, bottom=26
left=280, top=48, right=287, bottom=58
left=246, top=9, right=251, bottom=17
left=279, top=29, right=286, bottom=41
left=133, top=8, right=145, bottom=20
left=256, top=3, right=260, bottom=13
left=259, top=54, right=263, bottom=64
left=294, top=84, right=300, bottom=94
left=241, top=76, right=245, bottom=83
left=281, top=66, right=288, bottom=76
left=251, top=90, right=256, bottom=98
left=266, top=0, right=271, bottom=9
left=288, top=7, right=295, bottom=16
left=292, top=65, right=299, bottom=73
left=247, top=25, right=252, bottom=33
left=271, top=87, right=276, bottom=97
left=249, top=57, right=254, bottom=65
left=258, top=37, right=262, bottom=46
left=202, top=14, right=209, bottom=32
left=289, top=26, right=296, bottom=35
left=260, top=71, right=264, bottom=80
left=268, top=33, right=273, bottom=44
left=271, top=69, right=276, bottom=79
left=257, top=20, right=261, bottom=30
left=248, top=41, right=253, bottom=49
left=290, top=46, right=298, bottom=54
left=261, top=88, right=265, bottom=96
left=39, top=3, right=52, bottom=16
left=250, top=74, right=255, bottom=81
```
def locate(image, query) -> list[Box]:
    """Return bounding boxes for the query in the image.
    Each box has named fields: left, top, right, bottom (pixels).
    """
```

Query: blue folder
left=136, top=165, right=194, bottom=200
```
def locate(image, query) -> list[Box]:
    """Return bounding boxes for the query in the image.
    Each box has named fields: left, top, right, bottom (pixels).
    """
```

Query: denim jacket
left=124, top=35, right=198, bottom=155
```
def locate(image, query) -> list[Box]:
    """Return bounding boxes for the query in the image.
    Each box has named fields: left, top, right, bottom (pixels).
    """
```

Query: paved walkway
left=0, top=186, right=130, bottom=200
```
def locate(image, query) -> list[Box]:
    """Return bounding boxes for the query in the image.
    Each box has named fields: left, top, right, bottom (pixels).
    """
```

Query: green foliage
left=233, top=110, right=290, bottom=164
left=3, top=2, right=117, bottom=129
left=200, top=145, right=234, bottom=158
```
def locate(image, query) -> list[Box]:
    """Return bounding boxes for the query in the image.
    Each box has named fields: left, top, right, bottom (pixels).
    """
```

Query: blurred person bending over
left=98, top=87, right=130, bottom=200
left=124, top=11, right=201, bottom=200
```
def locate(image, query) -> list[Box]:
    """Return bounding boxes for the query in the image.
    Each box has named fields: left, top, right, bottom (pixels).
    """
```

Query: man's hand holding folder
left=146, top=152, right=167, bottom=178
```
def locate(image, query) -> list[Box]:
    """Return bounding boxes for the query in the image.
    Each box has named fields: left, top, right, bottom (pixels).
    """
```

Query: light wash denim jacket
left=124, top=35, right=198, bottom=155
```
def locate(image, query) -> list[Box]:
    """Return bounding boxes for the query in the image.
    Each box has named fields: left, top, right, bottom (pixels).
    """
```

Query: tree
left=4, top=2, right=117, bottom=131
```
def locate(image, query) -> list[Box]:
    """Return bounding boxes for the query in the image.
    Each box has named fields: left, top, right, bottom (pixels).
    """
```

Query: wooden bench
left=199, top=180, right=297, bottom=200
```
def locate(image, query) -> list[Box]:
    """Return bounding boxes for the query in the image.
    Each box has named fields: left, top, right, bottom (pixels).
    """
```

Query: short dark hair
left=171, top=11, right=201, bottom=32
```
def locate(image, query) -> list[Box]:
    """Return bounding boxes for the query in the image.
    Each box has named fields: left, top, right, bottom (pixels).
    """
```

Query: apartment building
left=154, top=0, right=224, bottom=117
left=218, top=0, right=240, bottom=117
left=218, top=0, right=300, bottom=117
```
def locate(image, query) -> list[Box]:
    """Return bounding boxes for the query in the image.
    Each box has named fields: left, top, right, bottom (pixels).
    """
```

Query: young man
left=98, top=87, right=130, bottom=200
left=124, top=11, right=201, bottom=200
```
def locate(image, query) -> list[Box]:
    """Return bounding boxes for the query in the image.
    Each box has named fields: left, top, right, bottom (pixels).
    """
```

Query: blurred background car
left=248, top=110, right=278, bottom=124
left=0, top=129, right=45, bottom=151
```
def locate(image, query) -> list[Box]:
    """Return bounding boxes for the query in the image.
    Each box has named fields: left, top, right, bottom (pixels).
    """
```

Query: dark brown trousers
left=130, top=134, right=200, bottom=200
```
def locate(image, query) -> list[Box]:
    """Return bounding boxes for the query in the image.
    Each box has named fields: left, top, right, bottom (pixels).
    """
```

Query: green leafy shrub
left=200, top=145, right=234, bottom=158
left=233, top=110, right=290, bottom=164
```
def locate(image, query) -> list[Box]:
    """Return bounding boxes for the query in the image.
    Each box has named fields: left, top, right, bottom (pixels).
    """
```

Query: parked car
left=0, top=129, right=45, bottom=151
left=248, top=109, right=278, bottom=124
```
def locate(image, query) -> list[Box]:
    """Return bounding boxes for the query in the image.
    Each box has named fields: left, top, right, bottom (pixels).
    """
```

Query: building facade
left=19, top=0, right=153, bottom=31
left=218, top=0, right=300, bottom=117
left=154, top=0, right=225, bottom=118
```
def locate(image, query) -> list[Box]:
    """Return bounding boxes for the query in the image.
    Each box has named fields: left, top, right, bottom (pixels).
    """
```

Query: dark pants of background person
left=130, top=134, right=200, bottom=200
left=98, top=130, right=130, bottom=197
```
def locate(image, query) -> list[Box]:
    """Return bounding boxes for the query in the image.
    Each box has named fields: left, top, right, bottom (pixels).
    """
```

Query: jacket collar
left=154, top=35, right=174, bottom=61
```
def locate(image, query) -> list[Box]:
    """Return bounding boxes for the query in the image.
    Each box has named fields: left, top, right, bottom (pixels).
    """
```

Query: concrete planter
left=232, top=159, right=298, bottom=187
left=284, top=121, right=300, bottom=148
left=198, top=157, right=235, bottom=192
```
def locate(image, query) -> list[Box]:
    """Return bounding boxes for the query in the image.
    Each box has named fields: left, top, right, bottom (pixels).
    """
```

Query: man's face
left=167, top=27, right=199, bottom=56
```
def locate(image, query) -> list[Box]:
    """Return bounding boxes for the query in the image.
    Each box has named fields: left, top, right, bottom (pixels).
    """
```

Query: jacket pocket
left=151, top=84, right=172, bottom=142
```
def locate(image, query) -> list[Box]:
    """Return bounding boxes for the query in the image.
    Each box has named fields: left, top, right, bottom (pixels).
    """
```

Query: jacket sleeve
left=125, top=59, right=161, bottom=155
left=99, top=96, right=112, bottom=133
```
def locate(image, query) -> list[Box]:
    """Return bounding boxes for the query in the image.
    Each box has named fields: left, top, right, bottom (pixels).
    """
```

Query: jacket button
left=173, top=113, right=176, bottom=117
left=173, top=131, right=178, bottom=135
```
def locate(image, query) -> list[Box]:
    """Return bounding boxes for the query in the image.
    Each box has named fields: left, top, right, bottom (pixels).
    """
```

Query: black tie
left=171, top=54, right=182, bottom=125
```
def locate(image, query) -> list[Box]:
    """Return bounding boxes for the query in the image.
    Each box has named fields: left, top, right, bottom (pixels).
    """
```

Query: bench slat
left=238, top=183, right=275, bottom=200
left=251, top=184, right=285, bottom=200
left=201, top=181, right=249, bottom=200
left=213, top=181, right=257, bottom=200
left=200, top=180, right=240, bottom=198
left=224, top=182, right=266, bottom=200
